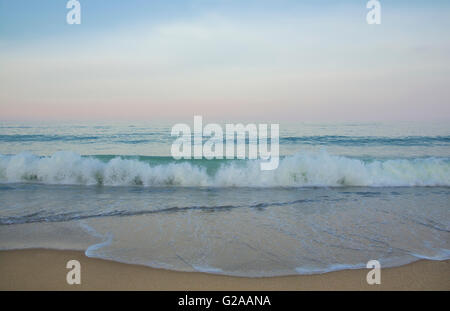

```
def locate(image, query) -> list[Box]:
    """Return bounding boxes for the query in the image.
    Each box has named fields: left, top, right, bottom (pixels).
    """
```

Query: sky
left=0, top=0, right=449, bottom=122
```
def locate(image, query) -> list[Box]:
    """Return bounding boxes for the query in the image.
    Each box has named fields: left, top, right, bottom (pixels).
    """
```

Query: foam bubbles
left=0, top=151, right=449, bottom=187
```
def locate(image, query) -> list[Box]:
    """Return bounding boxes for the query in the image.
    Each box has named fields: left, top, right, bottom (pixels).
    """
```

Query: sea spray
left=0, top=151, right=449, bottom=187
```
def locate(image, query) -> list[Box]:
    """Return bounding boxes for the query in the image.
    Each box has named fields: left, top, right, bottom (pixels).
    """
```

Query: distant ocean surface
left=0, top=121, right=449, bottom=276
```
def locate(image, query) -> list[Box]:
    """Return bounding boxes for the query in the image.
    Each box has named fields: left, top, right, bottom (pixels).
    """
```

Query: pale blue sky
left=0, top=0, right=449, bottom=121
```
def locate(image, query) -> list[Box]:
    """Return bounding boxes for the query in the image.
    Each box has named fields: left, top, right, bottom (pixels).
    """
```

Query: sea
left=0, top=121, right=449, bottom=277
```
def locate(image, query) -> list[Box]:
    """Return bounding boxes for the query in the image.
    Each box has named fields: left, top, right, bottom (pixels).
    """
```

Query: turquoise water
left=1, top=121, right=450, bottom=158
left=0, top=121, right=449, bottom=276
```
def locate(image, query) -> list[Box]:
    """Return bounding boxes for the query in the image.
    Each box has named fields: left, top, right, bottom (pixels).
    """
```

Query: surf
left=0, top=151, right=449, bottom=187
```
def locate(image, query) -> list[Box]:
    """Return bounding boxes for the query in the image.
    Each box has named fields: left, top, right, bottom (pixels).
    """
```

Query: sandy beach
left=0, top=249, right=448, bottom=290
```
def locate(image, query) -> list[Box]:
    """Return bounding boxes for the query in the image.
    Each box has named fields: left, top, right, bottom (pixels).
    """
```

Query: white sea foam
left=295, top=263, right=366, bottom=275
left=192, top=265, right=224, bottom=274
left=0, top=151, right=449, bottom=187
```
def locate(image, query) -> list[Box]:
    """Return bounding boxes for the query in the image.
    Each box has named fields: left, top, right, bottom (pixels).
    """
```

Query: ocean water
left=0, top=121, right=449, bottom=276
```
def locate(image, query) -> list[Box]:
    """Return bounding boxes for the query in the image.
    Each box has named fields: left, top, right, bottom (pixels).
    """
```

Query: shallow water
left=0, top=184, right=448, bottom=276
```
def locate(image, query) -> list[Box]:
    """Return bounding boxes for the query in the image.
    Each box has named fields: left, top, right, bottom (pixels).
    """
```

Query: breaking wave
left=0, top=151, right=449, bottom=187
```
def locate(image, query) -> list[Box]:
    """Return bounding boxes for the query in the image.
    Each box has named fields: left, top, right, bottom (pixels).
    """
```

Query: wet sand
left=0, top=249, right=448, bottom=290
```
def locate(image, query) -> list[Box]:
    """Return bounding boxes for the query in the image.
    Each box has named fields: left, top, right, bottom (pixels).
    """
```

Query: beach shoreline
left=0, top=249, right=448, bottom=290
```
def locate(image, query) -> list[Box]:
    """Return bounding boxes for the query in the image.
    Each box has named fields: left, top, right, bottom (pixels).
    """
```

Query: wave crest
left=0, top=151, right=449, bottom=187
